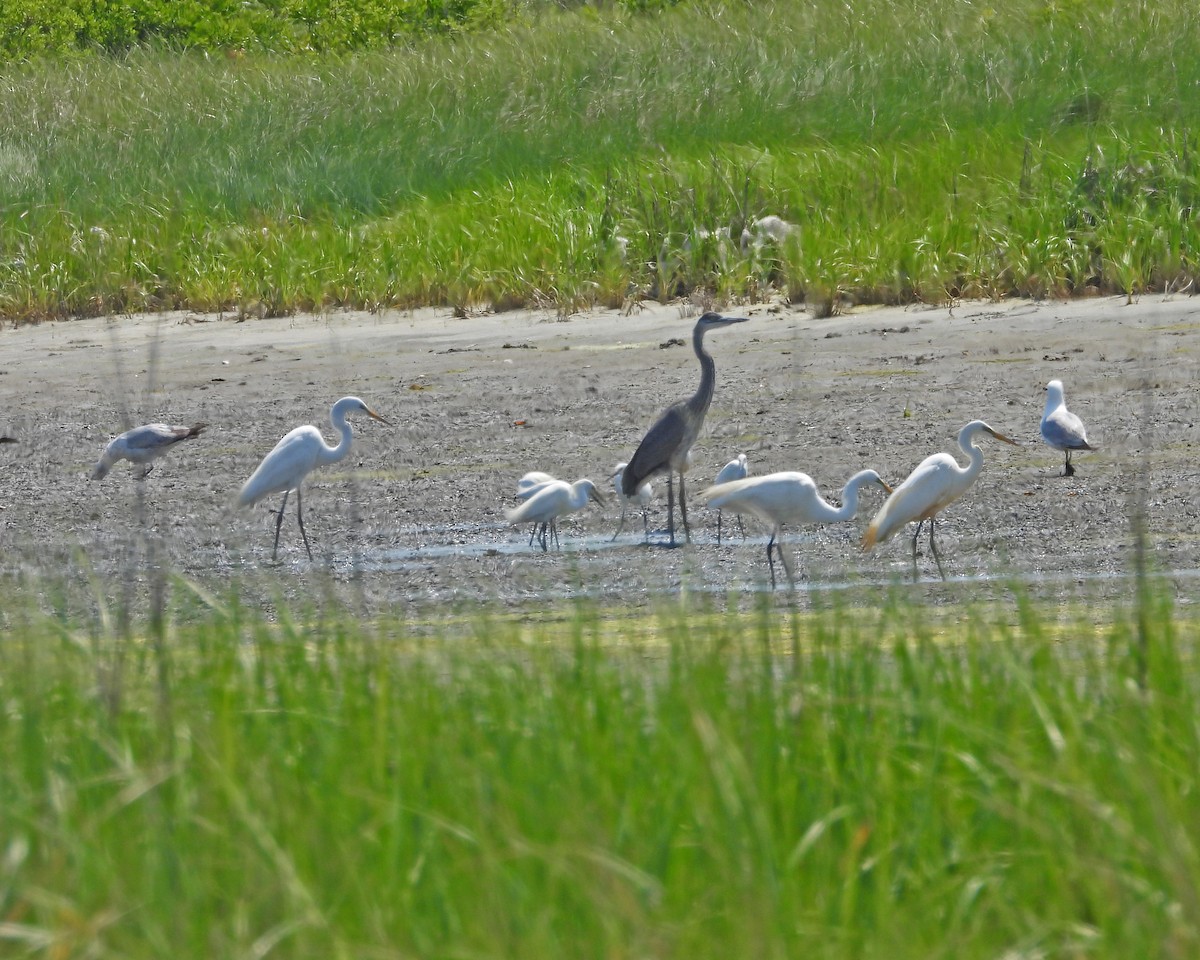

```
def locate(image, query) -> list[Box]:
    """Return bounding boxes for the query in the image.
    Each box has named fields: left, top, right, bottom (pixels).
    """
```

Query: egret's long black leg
left=1064, top=449, right=1075, bottom=477
left=666, top=475, right=676, bottom=546
left=717, top=509, right=724, bottom=546
left=902, top=520, right=921, bottom=580
left=736, top=514, right=746, bottom=541
left=270, top=490, right=290, bottom=561
left=928, top=518, right=946, bottom=581
left=295, top=487, right=313, bottom=561
left=641, top=508, right=650, bottom=541
left=766, top=533, right=778, bottom=590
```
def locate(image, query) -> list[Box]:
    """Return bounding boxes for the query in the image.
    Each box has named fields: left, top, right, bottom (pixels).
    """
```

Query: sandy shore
left=2, top=294, right=1198, bottom=615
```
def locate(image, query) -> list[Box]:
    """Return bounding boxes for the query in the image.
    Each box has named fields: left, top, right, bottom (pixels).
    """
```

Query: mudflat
left=1, top=295, right=1197, bottom=614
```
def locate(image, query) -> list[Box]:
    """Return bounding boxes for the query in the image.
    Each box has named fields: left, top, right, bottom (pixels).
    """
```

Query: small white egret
left=622, top=312, right=749, bottom=546
left=610, top=462, right=653, bottom=542
left=705, top=469, right=890, bottom=589
left=516, top=471, right=559, bottom=501
left=90, top=422, right=207, bottom=481
left=862, top=420, right=1017, bottom=581
left=237, top=396, right=390, bottom=561
left=1040, top=379, right=1097, bottom=476
left=505, top=478, right=605, bottom=552
left=713, top=453, right=749, bottom=544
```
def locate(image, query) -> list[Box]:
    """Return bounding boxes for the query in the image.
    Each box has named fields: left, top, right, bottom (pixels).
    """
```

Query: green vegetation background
left=1, top=0, right=1197, bottom=321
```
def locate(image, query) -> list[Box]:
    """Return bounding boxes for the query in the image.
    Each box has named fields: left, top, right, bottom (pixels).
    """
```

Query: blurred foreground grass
left=1, top=579, right=1198, bottom=957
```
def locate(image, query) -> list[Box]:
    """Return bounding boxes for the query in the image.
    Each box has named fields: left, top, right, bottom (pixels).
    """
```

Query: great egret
left=610, top=462, right=652, bottom=542
left=505, top=478, right=605, bottom=552
left=1040, top=379, right=1097, bottom=476
left=90, top=422, right=207, bottom=481
left=862, top=420, right=1017, bottom=581
left=705, top=469, right=891, bottom=589
left=622, top=312, right=749, bottom=546
left=713, top=453, right=749, bottom=544
left=237, top=396, right=390, bottom=561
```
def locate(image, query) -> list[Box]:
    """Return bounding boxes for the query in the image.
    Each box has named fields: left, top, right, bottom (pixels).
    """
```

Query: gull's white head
left=1044, top=379, right=1066, bottom=412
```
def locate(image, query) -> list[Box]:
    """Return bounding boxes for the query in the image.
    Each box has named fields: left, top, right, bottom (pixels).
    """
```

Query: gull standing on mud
left=237, top=396, right=390, bottom=561
left=862, top=420, right=1017, bottom=581
left=90, top=422, right=208, bottom=480
left=621, top=312, right=749, bottom=546
left=704, top=469, right=890, bottom=589
left=1040, top=379, right=1097, bottom=477
left=506, top=478, right=605, bottom=552
left=713, top=453, right=749, bottom=545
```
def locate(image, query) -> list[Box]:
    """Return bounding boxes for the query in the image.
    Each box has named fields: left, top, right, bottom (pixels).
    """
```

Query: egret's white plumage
left=705, top=468, right=890, bottom=588
left=237, top=396, right=390, bottom=561
left=1040, top=379, right=1096, bottom=476
left=713, top=453, right=750, bottom=544
left=505, top=478, right=605, bottom=552
left=610, top=462, right=653, bottom=542
left=516, top=471, right=559, bottom=501
left=90, top=421, right=207, bottom=480
left=863, top=420, right=1017, bottom=581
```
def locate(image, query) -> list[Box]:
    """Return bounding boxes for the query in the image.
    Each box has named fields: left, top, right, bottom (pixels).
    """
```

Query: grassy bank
left=1, top=586, right=1198, bottom=957
left=2, top=0, right=1198, bottom=322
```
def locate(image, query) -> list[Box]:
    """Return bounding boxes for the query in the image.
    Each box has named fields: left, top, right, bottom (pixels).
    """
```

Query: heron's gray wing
left=123, top=424, right=188, bottom=452
left=624, top=404, right=687, bottom=496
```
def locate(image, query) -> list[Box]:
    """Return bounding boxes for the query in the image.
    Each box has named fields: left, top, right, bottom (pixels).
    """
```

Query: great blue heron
left=237, top=396, right=391, bottom=561
left=90, top=421, right=208, bottom=480
left=622, top=311, right=749, bottom=545
left=506, top=478, right=605, bottom=552
left=862, top=420, right=1017, bottom=581
left=705, top=468, right=891, bottom=589
left=713, top=453, right=749, bottom=544
left=1040, top=379, right=1097, bottom=476
left=610, top=462, right=652, bottom=542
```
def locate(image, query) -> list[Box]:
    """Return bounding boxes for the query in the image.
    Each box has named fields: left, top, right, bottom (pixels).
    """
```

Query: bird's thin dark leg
left=138, top=465, right=154, bottom=481
left=641, top=508, right=650, bottom=541
left=736, top=515, right=746, bottom=541
left=666, top=475, right=676, bottom=546
left=537, top=522, right=548, bottom=552
left=528, top=524, right=538, bottom=547
left=1064, top=449, right=1075, bottom=477
left=551, top=519, right=561, bottom=551
left=611, top=507, right=628, bottom=542
left=766, top=534, right=777, bottom=590
left=679, top=473, right=691, bottom=543
left=717, top=509, right=723, bottom=546
left=910, top=519, right=924, bottom=582
left=270, top=490, right=290, bottom=561
left=928, top=518, right=946, bottom=581
left=295, top=487, right=313, bottom=561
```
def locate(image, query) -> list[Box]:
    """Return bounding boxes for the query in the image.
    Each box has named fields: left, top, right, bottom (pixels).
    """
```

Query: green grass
left=1, top=0, right=1198, bottom=322
left=2, top=581, right=1199, bottom=958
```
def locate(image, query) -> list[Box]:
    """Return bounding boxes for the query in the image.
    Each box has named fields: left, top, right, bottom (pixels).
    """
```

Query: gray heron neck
left=687, top=325, right=717, bottom=415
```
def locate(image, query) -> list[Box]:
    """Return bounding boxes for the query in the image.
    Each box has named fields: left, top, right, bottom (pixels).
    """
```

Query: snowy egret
left=90, top=422, right=207, bottom=481
left=237, top=396, right=390, bottom=561
left=610, top=462, right=652, bottom=542
left=516, top=471, right=558, bottom=500
left=705, top=469, right=890, bottom=589
left=622, top=312, right=749, bottom=545
left=862, top=420, right=1017, bottom=581
left=713, top=453, right=749, bottom=544
left=506, top=478, right=605, bottom=552
left=1040, top=379, right=1097, bottom=476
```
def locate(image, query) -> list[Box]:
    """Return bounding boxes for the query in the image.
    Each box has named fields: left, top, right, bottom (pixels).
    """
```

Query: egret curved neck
left=319, top=412, right=355, bottom=466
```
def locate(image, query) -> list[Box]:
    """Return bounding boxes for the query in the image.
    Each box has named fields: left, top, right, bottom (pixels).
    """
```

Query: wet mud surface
left=2, top=295, right=1198, bottom=618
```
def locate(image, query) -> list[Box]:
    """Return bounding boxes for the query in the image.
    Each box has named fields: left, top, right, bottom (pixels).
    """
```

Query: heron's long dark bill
left=366, top=408, right=393, bottom=426
left=987, top=428, right=1019, bottom=445
left=589, top=490, right=607, bottom=506
left=879, top=480, right=894, bottom=494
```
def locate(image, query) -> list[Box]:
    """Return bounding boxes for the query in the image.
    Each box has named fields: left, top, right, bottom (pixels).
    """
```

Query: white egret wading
left=862, top=420, right=1017, bottom=581
left=610, top=462, right=652, bottom=542
left=506, top=478, right=605, bottom=552
left=1040, top=379, right=1096, bottom=476
left=705, top=469, right=890, bottom=589
left=237, top=396, right=390, bottom=561
left=90, top=422, right=208, bottom=480
left=713, top=453, right=749, bottom=544
left=621, top=312, right=749, bottom=546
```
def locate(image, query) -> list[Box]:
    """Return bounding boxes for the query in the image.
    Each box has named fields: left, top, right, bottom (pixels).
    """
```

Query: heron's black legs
left=641, top=508, right=650, bottom=541
left=910, top=519, right=924, bottom=582
left=766, top=534, right=778, bottom=590
left=928, top=517, right=946, bottom=581
left=295, top=487, right=313, bottom=561
left=270, top=490, right=290, bottom=561
left=717, top=509, right=724, bottom=546
left=666, top=476, right=676, bottom=546
left=679, top=473, right=691, bottom=542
